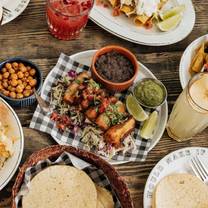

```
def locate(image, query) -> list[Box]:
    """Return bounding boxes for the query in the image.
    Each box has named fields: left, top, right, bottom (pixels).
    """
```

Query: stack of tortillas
left=153, top=173, right=208, bottom=208
left=22, top=165, right=114, bottom=208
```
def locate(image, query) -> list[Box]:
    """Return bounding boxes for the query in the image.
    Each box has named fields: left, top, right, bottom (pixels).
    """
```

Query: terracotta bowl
left=12, top=145, right=134, bottom=208
left=91, top=45, right=139, bottom=92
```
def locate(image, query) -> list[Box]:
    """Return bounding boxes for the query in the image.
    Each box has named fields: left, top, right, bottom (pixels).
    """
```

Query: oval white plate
left=143, top=147, right=208, bottom=208
left=1, top=0, right=30, bottom=25
left=90, top=0, right=195, bottom=46
left=0, top=97, right=24, bottom=191
left=41, top=50, right=168, bottom=164
left=179, top=34, right=208, bottom=89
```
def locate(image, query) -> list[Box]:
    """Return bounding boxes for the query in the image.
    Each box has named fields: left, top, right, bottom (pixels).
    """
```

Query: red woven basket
left=12, top=145, right=134, bottom=208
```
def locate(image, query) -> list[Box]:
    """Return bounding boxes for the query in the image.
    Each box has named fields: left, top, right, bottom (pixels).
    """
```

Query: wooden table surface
left=0, top=0, right=208, bottom=207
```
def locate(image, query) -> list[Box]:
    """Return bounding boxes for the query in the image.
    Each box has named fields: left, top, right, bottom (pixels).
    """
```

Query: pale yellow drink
left=167, top=73, right=208, bottom=141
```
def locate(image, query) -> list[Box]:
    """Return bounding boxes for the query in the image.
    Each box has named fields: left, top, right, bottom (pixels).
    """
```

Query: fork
left=34, top=89, right=53, bottom=115
left=2, top=7, right=11, bottom=17
left=190, top=155, right=208, bottom=184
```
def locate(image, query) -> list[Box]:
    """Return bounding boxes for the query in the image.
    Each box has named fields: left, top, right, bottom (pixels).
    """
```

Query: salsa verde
left=134, top=79, right=165, bottom=107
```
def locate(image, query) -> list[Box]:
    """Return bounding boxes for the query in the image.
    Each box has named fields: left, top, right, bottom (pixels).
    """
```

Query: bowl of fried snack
left=179, top=34, right=208, bottom=89
left=0, top=57, right=43, bottom=107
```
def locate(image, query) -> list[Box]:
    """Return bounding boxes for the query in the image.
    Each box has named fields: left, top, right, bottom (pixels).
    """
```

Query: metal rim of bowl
left=133, top=78, right=168, bottom=109
left=0, top=57, right=43, bottom=102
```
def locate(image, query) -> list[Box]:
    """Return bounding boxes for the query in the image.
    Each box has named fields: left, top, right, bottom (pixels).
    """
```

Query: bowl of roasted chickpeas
left=0, top=57, right=43, bottom=107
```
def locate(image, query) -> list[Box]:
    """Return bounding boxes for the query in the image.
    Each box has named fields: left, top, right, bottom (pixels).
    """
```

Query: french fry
left=191, top=44, right=205, bottom=73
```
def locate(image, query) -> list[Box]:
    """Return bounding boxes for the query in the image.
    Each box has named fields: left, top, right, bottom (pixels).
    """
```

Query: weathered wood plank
left=0, top=1, right=207, bottom=60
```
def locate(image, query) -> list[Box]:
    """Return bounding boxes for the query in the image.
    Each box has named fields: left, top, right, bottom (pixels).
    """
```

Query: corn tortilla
left=22, top=165, right=97, bottom=208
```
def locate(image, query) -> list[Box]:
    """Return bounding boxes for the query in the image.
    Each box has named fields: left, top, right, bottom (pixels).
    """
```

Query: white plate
left=143, top=147, right=208, bottom=208
left=0, top=97, right=24, bottom=191
left=1, top=0, right=30, bottom=25
left=179, top=34, right=208, bottom=89
left=90, top=0, right=195, bottom=46
left=41, top=50, right=168, bottom=164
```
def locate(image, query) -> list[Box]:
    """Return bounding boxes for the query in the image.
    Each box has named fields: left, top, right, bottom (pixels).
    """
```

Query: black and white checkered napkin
left=30, top=53, right=151, bottom=162
left=15, top=152, right=121, bottom=207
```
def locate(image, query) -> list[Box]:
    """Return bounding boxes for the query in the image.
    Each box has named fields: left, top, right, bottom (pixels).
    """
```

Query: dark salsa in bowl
left=95, top=50, right=135, bottom=83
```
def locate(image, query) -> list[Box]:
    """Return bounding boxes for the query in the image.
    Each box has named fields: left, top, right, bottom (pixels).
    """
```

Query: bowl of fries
left=179, top=34, right=208, bottom=89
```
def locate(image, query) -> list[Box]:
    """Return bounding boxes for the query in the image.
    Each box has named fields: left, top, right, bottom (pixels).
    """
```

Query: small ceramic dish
left=133, top=78, right=167, bottom=109
left=91, top=45, right=139, bottom=92
left=0, top=57, right=43, bottom=107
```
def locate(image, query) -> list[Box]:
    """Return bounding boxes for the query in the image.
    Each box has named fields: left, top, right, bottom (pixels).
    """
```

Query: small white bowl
left=179, top=34, right=208, bottom=89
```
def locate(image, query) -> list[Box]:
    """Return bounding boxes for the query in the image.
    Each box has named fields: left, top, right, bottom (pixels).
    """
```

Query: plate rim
left=2, top=0, right=31, bottom=25
left=89, top=0, right=196, bottom=46
left=143, top=146, right=208, bottom=207
left=41, top=50, right=168, bottom=164
left=179, top=33, right=208, bottom=89
left=0, top=97, right=24, bottom=190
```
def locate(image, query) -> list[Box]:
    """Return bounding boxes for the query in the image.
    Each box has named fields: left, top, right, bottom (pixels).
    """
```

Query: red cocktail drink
left=46, top=0, right=93, bottom=40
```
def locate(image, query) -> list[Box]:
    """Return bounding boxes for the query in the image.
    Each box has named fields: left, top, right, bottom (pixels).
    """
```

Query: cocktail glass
left=167, top=72, right=208, bottom=141
left=46, top=0, right=93, bottom=40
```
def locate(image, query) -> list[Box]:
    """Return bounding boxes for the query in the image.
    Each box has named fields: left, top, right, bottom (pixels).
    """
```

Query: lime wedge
left=157, top=14, right=182, bottom=32
left=126, top=95, right=148, bottom=122
left=159, top=5, right=185, bottom=20
left=140, top=111, right=158, bottom=140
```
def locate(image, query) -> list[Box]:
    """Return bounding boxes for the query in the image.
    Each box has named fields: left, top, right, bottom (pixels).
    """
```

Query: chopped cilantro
left=75, top=79, right=81, bottom=84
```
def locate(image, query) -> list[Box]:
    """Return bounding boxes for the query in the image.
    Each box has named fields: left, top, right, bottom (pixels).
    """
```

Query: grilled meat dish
left=104, top=117, right=135, bottom=148
left=64, top=71, right=90, bottom=104
left=95, top=101, right=126, bottom=130
left=54, top=71, right=136, bottom=148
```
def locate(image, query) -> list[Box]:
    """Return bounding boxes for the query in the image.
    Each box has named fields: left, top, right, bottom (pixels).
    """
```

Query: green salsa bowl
left=133, top=78, right=167, bottom=109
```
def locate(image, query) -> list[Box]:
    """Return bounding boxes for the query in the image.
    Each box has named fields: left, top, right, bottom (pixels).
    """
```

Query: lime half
left=159, top=5, right=185, bottom=20
left=157, top=14, right=182, bottom=32
left=140, top=111, right=158, bottom=140
left=126, top=95, right=148, bottom=122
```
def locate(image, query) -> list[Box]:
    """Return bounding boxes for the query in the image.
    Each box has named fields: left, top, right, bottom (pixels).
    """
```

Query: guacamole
left=134, top=79, right=165, bottom=107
